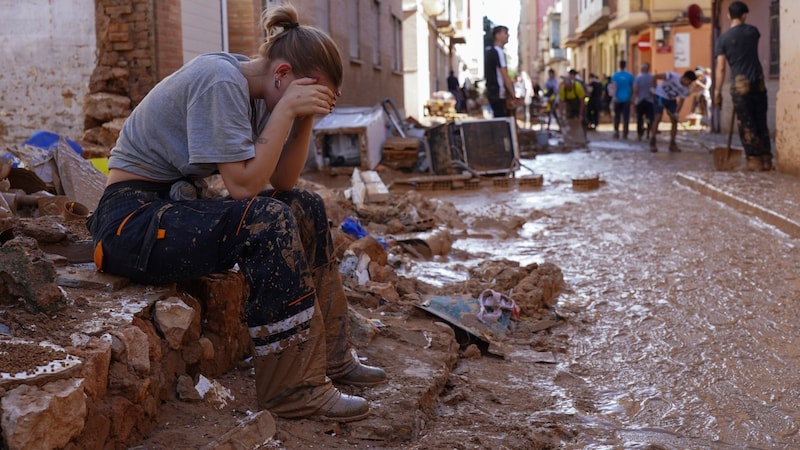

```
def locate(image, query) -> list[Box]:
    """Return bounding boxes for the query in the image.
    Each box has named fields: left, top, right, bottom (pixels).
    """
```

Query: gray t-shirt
left=634, top=73, right=654, bottom=105
left=109, top=53, right=267, bottom=181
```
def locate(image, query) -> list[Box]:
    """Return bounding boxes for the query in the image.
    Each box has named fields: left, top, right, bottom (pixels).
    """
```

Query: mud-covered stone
left=0, top=236, right=64, bottom=312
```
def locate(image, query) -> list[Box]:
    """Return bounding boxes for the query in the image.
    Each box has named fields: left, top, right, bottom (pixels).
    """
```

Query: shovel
left=712, top=108, right=744, bottom=171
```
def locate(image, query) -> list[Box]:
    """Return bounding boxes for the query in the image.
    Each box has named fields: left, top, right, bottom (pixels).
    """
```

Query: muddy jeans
left=87, top=180, right=355, bottom=411
left=636, top=100, right=654, bottom=138
left=731, top=78, right=771, bottom=158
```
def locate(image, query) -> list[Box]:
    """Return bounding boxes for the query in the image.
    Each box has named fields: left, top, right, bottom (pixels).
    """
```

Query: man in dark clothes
left=484, top=25, right=517, bottom=118
left=585, top=73, right=604, bottom=130
left=714, top=0, right=773, bottom=171
left=447, top=69, right=464, bottom=112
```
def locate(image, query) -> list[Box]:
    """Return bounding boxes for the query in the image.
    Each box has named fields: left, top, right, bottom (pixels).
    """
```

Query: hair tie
left=285, top=22, right=299, bottom=29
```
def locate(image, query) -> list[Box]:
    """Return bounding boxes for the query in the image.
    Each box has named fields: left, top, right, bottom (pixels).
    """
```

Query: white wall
left=403, top=3, right=430, bottom=121
left=0, top=0, right=96, bottom=147
left=181, top=0, right=226, bottom=63
left=776, top=1, right=800, bottom=175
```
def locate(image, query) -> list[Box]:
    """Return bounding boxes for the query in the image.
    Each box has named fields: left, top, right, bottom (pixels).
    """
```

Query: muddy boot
left=253, top=305, right=370, bottom=421
left=313, top=263, right=387, bottom=386
left=761, top=154, right=774, bottom=171
left=743, top=156, right=764, bottom=172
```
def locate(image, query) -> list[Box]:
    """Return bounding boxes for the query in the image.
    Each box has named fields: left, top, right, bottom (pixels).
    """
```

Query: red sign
left=637, top=34, right=651, bottom=51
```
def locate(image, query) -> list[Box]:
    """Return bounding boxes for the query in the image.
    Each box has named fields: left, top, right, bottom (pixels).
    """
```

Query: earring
left=274, top=78, right=281, bottom=89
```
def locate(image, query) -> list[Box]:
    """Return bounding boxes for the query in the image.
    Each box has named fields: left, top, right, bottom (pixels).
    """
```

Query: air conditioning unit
left=455, top=117, right=519, bottom=176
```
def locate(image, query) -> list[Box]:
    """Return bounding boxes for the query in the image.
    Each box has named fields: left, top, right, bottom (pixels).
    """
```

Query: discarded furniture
left=312, top=105, right=385, bottom=170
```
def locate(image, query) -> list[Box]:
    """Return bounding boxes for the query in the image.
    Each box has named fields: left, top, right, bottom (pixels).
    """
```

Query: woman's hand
left=277, top=77, right=336, bottom=119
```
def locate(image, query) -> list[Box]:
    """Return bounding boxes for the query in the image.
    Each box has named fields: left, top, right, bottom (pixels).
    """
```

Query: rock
left=16, top=216, right=67, bottom=243
left=198, top=337, right=215, bottom=361
left=108, top=326, right=151, bottom=376
left=0, top=378, right=87, bottom=450
left=153, top=297, right=195, bottom=350
left=348, top=306, right=381, bottom=348
left=69, top=337, right=112, bottom=398
left=0, top=236, right=65, bottom=312
left=83, top=92, right=131, bottom=123
left=176, top=375, right=201, bottom=402
left=201, top=410, right=276, bottom=450
left=461, top=344, right=482, bottom=359
left=349, top=235, right=388, bottom=266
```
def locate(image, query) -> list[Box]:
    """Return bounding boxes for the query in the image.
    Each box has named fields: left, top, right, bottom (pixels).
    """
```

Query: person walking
left=632, top=62, right=655, bottom=141
left=543, top=68, right=561, bottom=130
left=585, top=73, right=604, bottom=130
left=86, top=4, right=386, bottom=423
left=610, top=60, right=635, bottom=139
left=650, top=70, right=698, bottom=152
left=559, top=69, right=587, bottom=146
left=714, top=0, right=773, bottom=171
left=693, top=67, right=712, bottom=129
left=484, top=25, right=517, bottom=118
left=559, top=69, right=586, bottom=121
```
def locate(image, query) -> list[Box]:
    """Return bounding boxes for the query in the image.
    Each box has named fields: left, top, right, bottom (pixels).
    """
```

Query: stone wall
left=0, top=271, right=251, bottom=449
left=81, top=0, right=161, bottom=155
left=0, top=0, right=96, bottom=148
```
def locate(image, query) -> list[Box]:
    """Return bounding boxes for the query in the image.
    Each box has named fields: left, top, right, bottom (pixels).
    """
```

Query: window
left=373, top=0, right=381, bottom=66
left=769, top=0, right=779, bottom=76
left=349, top=0, right=360, bottom=60
left=391, top=14, right=402, bottom=72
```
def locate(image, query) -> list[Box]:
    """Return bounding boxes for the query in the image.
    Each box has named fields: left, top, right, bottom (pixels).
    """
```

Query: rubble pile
left=0, top=154, right=566, bottom=448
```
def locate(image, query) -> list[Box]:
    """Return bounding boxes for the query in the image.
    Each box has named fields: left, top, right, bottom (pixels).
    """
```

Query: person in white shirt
left=649, top=70, right=698, bottom=152
left=483, top=25, right=517, bottom=117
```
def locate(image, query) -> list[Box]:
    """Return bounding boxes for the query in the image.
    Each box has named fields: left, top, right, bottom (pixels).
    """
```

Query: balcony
left=609, top=0, right=649, bottom=30
left=549, top=48, right=567, bottom=62
left=436, top=19, right=455, bottom=36
left=577, top=0, right=612, bottom=38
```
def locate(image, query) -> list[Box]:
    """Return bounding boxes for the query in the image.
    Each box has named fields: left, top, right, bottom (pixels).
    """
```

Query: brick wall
left=227, top=0, right=263, bottom=57
left=154, top=0, right=184, bottom=82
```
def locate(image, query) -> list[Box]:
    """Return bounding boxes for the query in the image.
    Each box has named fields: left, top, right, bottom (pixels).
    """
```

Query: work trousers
left=636, top=100, right=654, bottom=139
left=731, top=77, right=771, bottom=158
left=586, top=98, right=601, bottom=128
left=490, top=97, right=510, bottom=118
left=88, top=181, right=356, bottom=414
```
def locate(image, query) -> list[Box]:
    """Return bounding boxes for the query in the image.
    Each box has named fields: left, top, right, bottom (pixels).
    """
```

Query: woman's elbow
left=225, top=180, right=267, bottom=199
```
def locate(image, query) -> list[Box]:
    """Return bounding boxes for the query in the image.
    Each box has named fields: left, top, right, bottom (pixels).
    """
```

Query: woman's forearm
left=271, top=116, right=314, bottom=190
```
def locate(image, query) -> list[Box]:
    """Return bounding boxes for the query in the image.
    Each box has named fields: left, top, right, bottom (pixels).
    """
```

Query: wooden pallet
left=381, top=137, right=420, bottom=170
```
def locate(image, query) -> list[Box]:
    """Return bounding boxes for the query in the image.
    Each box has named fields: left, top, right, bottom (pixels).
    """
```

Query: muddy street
left=405, top=132, right=800, bottom=448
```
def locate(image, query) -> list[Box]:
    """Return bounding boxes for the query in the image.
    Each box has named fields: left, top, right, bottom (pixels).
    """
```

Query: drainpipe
left=711, top=0, right=721, bottom=133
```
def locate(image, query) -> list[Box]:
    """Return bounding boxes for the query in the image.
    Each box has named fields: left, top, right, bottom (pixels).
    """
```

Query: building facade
left=0, top=0, right=409, bottom=149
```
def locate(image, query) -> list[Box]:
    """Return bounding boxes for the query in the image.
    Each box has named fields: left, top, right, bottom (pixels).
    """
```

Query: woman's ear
left=273, top=62, right=293, bottom=82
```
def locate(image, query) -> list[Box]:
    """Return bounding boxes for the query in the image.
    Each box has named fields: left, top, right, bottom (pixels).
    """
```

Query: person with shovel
left=714, top=1, right=773, bottom=171
left=649, top=70, right=698, bottom=152
left=87, top=4, right=385, bottom=423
